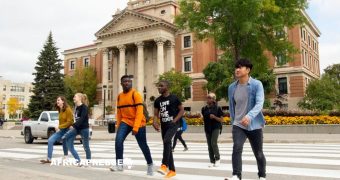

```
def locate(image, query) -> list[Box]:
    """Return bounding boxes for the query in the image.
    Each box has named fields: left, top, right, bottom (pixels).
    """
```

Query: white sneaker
left=110, top=165, right=123, bottom=171
left=259, top=177, right=266, bottom=180
left=208, top=163, right=214, bottom=167
left=214, top=160, right=220, bottom=167
left=230, top=175, right=240, bottom=180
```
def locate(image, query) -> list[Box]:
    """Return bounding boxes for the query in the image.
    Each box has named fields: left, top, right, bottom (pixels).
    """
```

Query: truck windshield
left=50, top=113, right=59, bottom=121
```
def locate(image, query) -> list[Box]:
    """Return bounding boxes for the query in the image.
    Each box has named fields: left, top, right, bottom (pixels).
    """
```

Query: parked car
left=21, top=111, right=92, bottom=144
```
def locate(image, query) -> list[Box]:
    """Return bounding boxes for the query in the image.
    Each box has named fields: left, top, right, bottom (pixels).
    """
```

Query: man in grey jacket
left=227, top=58, right=266, bottom=180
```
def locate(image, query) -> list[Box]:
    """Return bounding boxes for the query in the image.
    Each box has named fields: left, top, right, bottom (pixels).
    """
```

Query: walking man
left=153, top=80, right=184, bottom=178
left=110, top=75, right=154, bottom=176
left=227, top=58, right=266, bottom=180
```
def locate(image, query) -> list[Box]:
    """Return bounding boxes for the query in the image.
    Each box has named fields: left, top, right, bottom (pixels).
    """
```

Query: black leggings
left=173, top=130, right=187, bottom=149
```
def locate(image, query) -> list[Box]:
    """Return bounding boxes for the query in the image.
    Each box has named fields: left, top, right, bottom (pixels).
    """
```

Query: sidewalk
left=1, top=129, right=340, bottom=143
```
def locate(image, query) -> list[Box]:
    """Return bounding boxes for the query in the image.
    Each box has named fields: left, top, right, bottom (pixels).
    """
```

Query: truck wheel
left=24, top=128, right=34, bottom=144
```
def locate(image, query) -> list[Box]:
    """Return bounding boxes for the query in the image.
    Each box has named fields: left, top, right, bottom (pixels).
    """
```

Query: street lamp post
left=103, top=85, right=107, bottom=120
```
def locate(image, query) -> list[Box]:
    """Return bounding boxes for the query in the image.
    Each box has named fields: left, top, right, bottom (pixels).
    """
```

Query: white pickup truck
left=21, top=111, right=92, bottom=144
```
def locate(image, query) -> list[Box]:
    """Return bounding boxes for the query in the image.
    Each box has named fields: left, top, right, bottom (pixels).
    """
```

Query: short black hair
left=158, top=80, right=170, bottom=88
left=120, top=75, right=131, bottom=82
left=235, top=58, right=253, bottom=70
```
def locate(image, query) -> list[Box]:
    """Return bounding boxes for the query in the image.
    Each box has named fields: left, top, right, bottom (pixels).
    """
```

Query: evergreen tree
left=28, top=32, right=65, bottom=118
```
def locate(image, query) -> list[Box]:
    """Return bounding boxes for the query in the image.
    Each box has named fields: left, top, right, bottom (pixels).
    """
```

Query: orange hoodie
left=116, top=89, right=146, bottom=133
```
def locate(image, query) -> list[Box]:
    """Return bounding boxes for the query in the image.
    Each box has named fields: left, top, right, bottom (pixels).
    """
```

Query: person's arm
left=153, top=100, right=160, bottom=132
left=244, top=81, right=264, bottom=124
left=73, top=105, right=88, bottom=129
left=228, top=84, right=235, bottom=124
left=153, top=108, right=160, bottom=132
left=116, top=96, right=122, bottom=129
left=132, top=92, right=144, bottom=134
left=173, top=104, right=184, bottom=123
left=210, top=107, right=224, bottom=123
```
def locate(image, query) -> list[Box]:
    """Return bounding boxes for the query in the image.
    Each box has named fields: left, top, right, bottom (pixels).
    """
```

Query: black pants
left=232, top=125, right=266, bottom=179
left=205, top=128, right=220, bottom=163
left=172, top=130, right=187, bottom=149
left=161, top=123, right=179, bottom=171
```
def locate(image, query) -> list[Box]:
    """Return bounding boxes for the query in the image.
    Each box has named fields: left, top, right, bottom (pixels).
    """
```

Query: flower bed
left=147, top=116, right=340, bottom=125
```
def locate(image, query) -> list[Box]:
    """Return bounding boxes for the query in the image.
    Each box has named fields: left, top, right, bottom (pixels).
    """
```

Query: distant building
left=0, top=76, right=33, bottom=119
left=63, top=0, right=320, bottom=114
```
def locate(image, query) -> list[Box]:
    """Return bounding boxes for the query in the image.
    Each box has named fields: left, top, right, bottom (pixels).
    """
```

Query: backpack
left=181, top=117, right=187, bottom=131
left=117, top=90, right=151, bottom=122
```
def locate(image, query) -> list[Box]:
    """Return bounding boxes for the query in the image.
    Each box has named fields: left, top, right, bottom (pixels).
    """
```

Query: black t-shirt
left=154, top=94, right=182, bottom=127
left=201, top=104, right=224, bottom=133
left=73, top=104, right=89, bottom=130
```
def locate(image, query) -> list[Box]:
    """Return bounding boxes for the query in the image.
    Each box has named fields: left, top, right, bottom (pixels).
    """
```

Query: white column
left=102, top=48, right=109, bottom=101
left=167, top=41, right=175, bottom=71
left=117, top=45, right=126, bottom=93
left=135, top=41, right=145, bottom=95
left=155, top=38, right=166, bottom=76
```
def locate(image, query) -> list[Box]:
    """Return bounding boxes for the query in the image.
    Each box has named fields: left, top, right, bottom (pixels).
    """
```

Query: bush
left=262, top=109, right=320, bottom=117
left=329, top=110, right=340, bottom=116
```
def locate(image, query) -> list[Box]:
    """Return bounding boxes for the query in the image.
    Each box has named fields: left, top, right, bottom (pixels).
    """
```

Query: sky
left=0, top=0, right=339, bottom=83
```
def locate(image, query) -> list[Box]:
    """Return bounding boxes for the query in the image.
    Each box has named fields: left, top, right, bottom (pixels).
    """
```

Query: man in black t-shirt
left=153, top=80, right=184, bottom=178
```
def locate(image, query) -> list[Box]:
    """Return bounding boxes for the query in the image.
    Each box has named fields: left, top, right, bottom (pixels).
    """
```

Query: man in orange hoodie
left=110, top=75, right=153, bottom=176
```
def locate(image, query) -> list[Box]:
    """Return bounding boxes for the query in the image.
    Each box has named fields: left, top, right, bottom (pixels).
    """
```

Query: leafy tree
left=7, top=97, right=21, bottom=119
left=158, top=70, right=192, bottom=102
left=298, top=64, right=340, bottom=111
left=0, top=102, right=4, bottom=118
left=64, top=67, right=98, bottom=107
left=22, top=108, right=31, bottom=119
left=176, top=0, right=306, bottom=100
left=202, top=54, right=275, bottom=101
left=28, top=32, right=65, bottom=118
left=175, top=0, right=307, bottom=62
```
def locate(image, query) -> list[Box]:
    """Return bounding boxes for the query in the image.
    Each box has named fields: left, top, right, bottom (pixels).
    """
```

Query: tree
left=64, top=67, right=98, bottom=107
left=176, top=0, right=307, bottom=62
left=28, top=32, right=65, bottom=118
left=202, top=54, right=275, bottom=101
left=158, top=70, right=192, bottom=102
left=0, top=102, right=4, bottom=118
left=7, top=97, right=21, bottom=119
left=298, top=64, right=340, bottom=111
left=176, top=0, right=306, bottom=100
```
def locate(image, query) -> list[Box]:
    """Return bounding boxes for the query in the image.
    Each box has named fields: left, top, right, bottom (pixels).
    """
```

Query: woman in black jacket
left=201, top=93, right=224, bottom=167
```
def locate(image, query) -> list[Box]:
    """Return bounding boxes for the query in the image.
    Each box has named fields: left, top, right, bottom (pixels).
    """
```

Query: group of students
left=40, top=93, right=91, bottom=165
left=40, top=58, right=266, bottom=180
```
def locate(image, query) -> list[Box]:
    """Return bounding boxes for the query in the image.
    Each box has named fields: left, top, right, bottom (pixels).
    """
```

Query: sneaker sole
left=157, top=170, right=167, bottom=175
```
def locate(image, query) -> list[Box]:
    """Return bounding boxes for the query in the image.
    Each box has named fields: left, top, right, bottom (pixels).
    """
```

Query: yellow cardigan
left=58, top=107, right=74, bottom=129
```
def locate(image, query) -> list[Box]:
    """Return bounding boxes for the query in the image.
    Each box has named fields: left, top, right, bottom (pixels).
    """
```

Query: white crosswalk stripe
left=0, top=141, right=340, bottom=179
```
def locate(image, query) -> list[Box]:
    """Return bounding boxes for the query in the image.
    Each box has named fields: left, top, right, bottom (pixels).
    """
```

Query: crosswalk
left=0, top=141, right=340, bottom=179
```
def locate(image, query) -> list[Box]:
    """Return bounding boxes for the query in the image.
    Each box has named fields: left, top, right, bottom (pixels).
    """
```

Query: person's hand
left=69, top=126, right=74, bottom=130
left=209, top=114, right=216, bottom=119
left=153, top=122, right=160, bottom=132
left=240, top=116, right=250, bottom=127
left=55, top=127, right=59, bottom=132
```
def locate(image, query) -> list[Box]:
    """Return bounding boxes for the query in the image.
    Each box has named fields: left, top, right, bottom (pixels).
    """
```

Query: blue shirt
left=228, top=77, right=265, bottom=131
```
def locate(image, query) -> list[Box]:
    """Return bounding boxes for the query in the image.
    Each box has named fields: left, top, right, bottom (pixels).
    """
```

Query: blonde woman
left=40, top=96, right=73, bottom=164
left=62, top=93, right=91, bottom=164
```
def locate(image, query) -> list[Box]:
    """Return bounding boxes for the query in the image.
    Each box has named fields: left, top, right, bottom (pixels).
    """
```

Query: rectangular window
left=83, top=57, right=90, bottom=67
left=183, top=35, right=191, bottom=48
left=308, top=35, right=311, bottom=46
left=70, top=60, right=75, bottom=70
left=276, top=54, right=287, bottom=65
left=304, top=50, right=308, bottom=66
left=2, top=95, right=5, bottom=101
left=278, top=77, right=288, bottom=94
left=183, top=56, right=192, bottom=72
left=10, top=86, right=25, bottom=92
left=108, top=68, right=112, bottom=81
left=3, top=85, right=6, bottom=91
left=184, top=86, right=191, bottom=99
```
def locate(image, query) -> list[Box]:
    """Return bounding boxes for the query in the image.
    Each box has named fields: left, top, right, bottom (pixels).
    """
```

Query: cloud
left=0, top=0, right=128, bottom=83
